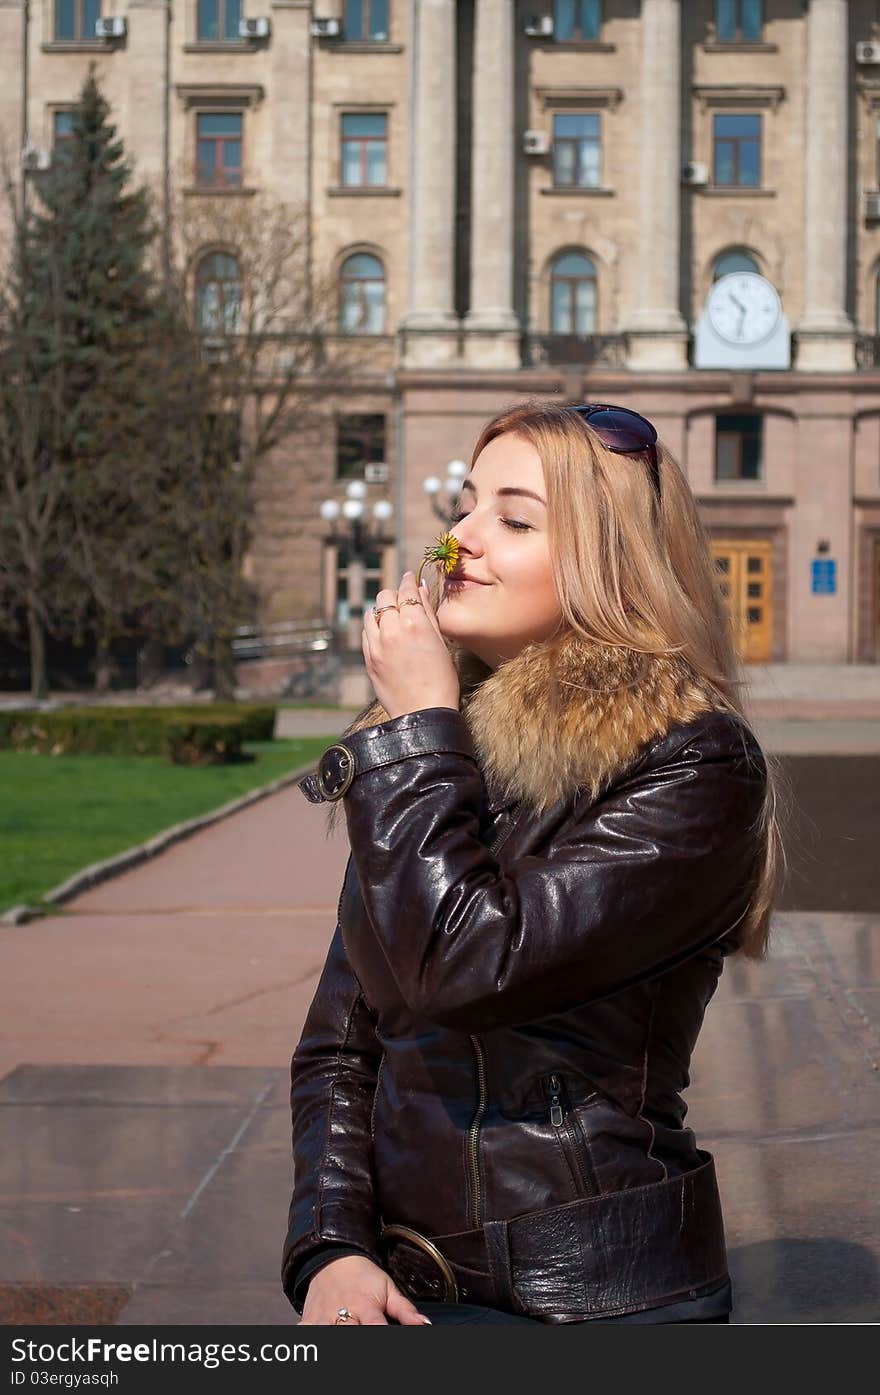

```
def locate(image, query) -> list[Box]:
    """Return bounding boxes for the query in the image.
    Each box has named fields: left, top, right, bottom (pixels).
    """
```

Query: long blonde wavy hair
left=466, top=399, right=788, bottom=960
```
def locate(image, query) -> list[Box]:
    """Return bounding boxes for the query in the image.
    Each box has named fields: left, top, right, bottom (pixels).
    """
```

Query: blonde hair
left=468, top=399, right=788, bottom=960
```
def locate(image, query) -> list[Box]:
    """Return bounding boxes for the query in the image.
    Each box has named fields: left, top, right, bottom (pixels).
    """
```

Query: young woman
left=281, top=400, right=783, bottom=1326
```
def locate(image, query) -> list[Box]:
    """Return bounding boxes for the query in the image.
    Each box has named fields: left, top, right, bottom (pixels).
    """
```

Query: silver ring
left=372, top=603, right=399, bottom=623
left=335, top=1305, right=359, bottom=1325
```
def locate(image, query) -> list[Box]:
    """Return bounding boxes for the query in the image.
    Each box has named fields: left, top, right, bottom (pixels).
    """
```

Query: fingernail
left=420, top=1317, right=432, bottom=1324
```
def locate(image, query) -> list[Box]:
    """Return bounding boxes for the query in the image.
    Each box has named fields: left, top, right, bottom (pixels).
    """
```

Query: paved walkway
left=2, top=758, right=878, bottom=1325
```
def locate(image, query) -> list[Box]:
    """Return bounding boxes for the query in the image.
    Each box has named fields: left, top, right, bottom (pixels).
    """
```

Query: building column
left=624, top=0, right=688, bottom=371
left=399, top=0, right=460, bottom=368
left=797, top=0, right=854, bottom=370
left=789, top=414, right=853, bottom=660
left=462, top=0, right=520, bottom=368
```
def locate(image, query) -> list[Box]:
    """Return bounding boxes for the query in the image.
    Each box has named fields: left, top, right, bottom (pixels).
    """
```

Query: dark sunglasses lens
left=573, top=406, right=657, bottom=453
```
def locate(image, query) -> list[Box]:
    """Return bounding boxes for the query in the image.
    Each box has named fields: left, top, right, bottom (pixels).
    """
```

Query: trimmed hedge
left=0, top=704, right=277, bottom=765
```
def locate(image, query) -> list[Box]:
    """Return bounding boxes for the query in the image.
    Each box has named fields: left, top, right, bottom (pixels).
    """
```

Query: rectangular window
left=554, top=0, right=601, bottom=42
left=336, top=414, right=386, bottom=480
left=713, top=113, right=761, bottom=187
left=196, top=112, right=243, bottom=189
left=197, top=0, right=242, bottom=41
left=716, top=0, right=762, bottom=43
left=55, top=0, right=100, bottom=40
left=341, top=113, right=388, bottom=187
left=715, top=414, right=763, bottom=481
left=344, top=0, right=389, bottom=41
left=52, top=111, right=77, bottom=145
left=552, top=113, right=601, bottom=188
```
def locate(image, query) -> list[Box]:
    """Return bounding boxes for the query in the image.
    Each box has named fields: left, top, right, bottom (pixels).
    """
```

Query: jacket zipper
left=465, top=1034, right=488, bottom=1227
left=369, top=1050, right=386, bottom=1140
left=542, top=1072, right=594, bottom=1198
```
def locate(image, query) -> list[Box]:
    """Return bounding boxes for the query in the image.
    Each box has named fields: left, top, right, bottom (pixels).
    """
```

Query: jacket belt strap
left=385, top=1153, right=727, bottom=1321
left=502, top=1152, right=727, bottom=1318
left=483, top=1218, right=528, bottom=1316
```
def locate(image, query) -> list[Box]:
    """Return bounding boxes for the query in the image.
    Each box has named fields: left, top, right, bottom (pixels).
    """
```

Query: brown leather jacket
left=281, top=630, right=767, bottom=1321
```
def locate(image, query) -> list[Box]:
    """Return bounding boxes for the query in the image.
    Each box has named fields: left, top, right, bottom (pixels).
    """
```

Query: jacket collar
left=340, top=627, right=723, bottom=818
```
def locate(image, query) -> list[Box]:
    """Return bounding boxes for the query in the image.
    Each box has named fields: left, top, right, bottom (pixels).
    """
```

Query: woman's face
left=436, top=432, right=563, bottom=668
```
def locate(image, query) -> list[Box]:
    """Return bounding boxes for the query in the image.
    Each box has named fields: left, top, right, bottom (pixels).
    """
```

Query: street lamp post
left=422, top=459, right=468, bottom=526
left=319, top=479, right=394, bottom=705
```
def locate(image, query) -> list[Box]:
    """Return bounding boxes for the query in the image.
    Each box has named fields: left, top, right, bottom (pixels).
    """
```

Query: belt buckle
left=379, top=1223, right=460, bottom=1303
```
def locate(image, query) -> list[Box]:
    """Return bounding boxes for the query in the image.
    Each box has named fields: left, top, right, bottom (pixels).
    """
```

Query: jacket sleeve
left=281, top=918, right=385, bottom=1312
left=332, top=707, right=766, bottom=1034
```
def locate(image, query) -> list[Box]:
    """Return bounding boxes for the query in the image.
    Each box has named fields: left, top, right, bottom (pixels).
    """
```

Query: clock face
left=707, top=274, right=782, bottom=346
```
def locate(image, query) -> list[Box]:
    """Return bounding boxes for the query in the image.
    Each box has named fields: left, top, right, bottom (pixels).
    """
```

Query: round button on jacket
left=317, top=743, right=356, bottom=801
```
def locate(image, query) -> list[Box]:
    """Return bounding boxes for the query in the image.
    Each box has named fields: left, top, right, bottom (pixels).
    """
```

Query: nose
left=449, top=510, right=482, bottom=557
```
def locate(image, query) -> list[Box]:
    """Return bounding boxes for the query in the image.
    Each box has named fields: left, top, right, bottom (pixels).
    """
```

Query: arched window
left=196, top=252, right=241, bottom=334
left=340, top=253, right=386, bottom=333
left=550, top=251, right=597, bottom=334
left=712, top=249, right=760, bottom=281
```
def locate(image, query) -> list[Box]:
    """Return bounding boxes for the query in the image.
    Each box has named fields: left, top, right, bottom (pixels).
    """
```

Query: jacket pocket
left=540, top=1072, right=599, bottom=1199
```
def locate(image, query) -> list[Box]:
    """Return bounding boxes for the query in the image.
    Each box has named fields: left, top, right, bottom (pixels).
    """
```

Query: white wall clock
left=707, top=273, right=782, bottom=347
left=694, top=272, right=790, bottom=369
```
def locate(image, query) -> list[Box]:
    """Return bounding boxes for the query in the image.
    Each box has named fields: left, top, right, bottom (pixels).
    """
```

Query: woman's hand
left=298, top=1254, right=432, bottom=1326
left=362, top=570, right=460, bottom=720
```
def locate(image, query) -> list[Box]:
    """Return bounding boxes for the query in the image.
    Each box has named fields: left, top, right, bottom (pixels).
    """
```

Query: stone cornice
left=693, top=84, right=786, bottom=111
left=856, top=77, right=880, bottom=111
left=535, top=86, right=624, bottom=111
left=175, top=84, right=265, bottom=109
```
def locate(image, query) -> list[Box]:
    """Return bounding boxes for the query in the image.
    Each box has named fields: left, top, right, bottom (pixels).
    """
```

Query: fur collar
left=333, top=628, right=724, bottom=820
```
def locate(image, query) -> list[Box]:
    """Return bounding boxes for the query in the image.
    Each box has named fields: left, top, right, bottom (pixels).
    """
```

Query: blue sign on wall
left=811, top=559, right=837, bottom=595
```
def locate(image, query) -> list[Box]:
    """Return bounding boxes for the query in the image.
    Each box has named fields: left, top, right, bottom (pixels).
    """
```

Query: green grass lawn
left=0, top=737, right=330, bottom=913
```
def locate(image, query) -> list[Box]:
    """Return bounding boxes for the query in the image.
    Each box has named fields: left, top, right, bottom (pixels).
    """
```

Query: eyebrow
left=459, top=480, right=547, bottom=506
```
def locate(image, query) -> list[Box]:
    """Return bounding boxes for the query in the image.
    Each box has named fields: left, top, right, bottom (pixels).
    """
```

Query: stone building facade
left=3, top=0, right=880, bottom=665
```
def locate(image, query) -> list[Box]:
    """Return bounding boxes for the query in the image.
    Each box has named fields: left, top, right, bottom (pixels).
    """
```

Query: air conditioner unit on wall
left=523, top=130, right=551, bottom=155
left=364, top=462, right=388, bottom=484
left=22, top=145, right=51, bottom=172
left=856, top=40, right=880, bottom=64
left=865, top=191, right=880, bottom=220
left=524, top=16, right=554, bottom=37
left=682, top=160, right=709, bottom=185
left=95, top=16, right=126, bottom=39
left=239, top=17, right=271, bottom=39
left=310, top=17, right=341, bottom=38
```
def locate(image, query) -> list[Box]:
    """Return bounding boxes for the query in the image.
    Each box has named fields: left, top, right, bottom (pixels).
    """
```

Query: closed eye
left=449, top=510, right=531, bottom=532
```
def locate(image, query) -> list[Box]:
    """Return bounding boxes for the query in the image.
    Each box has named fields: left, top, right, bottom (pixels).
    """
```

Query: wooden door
left=710, top=539, right=773, bottom=663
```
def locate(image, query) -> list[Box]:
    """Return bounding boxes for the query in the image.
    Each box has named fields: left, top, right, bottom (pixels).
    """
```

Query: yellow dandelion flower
left=415, top=531, right=460, bottom=588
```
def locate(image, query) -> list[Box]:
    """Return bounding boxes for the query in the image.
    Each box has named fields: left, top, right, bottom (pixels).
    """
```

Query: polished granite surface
left=2, top=912, right=878, bottom=1326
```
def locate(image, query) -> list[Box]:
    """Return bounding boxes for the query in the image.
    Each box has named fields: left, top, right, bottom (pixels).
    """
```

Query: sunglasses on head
left=569, top=403, right=661, bottom=502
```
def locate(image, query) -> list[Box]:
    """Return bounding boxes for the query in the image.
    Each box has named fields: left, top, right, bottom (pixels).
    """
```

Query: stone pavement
left=2, top=705, right=879, bottom=1326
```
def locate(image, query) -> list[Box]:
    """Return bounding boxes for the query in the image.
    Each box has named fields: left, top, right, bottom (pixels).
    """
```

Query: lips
left=446, top=572, right=490, bottom=586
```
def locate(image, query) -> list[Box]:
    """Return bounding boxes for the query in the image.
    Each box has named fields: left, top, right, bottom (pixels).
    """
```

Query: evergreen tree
left=24, top=66, right=168, bottom=688
left=0, top=178, right=71, bottom=699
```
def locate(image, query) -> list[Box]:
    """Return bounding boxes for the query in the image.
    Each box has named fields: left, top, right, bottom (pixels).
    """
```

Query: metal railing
left=855, top=335, right=880, bottom=369
left=525, top=333, right=628, bottom=367
left=231, top=619, right=335, bottom=661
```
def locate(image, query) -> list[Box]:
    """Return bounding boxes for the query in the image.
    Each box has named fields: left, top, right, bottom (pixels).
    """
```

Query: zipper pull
left=547, top=1073, right=563, bottom=1127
